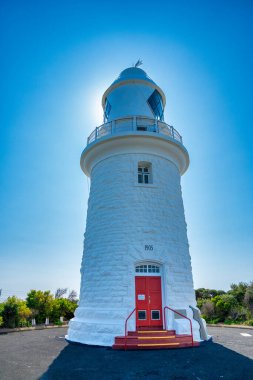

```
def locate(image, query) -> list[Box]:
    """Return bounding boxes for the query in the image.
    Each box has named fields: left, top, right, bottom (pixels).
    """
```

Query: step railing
left=124, top=307, right=136, bottom=351
left=163, top=306, right=194, bottom=347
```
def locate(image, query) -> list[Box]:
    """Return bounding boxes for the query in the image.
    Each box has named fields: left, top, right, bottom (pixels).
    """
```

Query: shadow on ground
left=40, top=341, right=253, bottom=380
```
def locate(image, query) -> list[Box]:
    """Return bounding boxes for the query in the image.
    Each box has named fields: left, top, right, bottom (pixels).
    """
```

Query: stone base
left=66, top=306, right=129, bottom=346
left=66, top=318, right=125, bottom=346
left=67, top=306, right=209, bottom=346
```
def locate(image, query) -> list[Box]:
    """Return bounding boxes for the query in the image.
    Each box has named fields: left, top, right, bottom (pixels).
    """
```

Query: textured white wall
left=67, top=151, right=200, bottom=346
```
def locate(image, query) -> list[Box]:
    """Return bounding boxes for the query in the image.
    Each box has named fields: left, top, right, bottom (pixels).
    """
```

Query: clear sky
left=1, top=0, right=253, bottom=300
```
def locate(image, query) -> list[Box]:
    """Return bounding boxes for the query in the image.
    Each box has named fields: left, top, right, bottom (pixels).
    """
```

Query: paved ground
left=0, top=326, right=252, bottom=380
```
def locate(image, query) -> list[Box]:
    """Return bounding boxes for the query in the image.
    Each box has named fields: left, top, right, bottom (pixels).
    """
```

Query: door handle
left=149, top=296, right=151, bottom=304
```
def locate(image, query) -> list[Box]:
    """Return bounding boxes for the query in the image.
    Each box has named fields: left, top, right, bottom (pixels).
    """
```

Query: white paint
left=102, top=67, right=166, bottom=122
left=106, top=84, right=157, bottom=121
left=66, top=67, right=208, bottom=346
left=240, top=333, right=252, bottom=337
left=81, top=133, right=189, bottom=177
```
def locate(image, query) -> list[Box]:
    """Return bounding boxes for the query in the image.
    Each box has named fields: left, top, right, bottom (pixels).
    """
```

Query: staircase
left=112, top=329, right=200, bottom=350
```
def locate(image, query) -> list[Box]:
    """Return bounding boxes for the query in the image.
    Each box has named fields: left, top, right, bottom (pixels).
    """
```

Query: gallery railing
left=87, top=116, right=183, bottom=145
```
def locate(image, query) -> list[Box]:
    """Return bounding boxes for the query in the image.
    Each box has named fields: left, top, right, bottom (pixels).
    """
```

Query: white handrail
left=86, top=116, right=183, bottom=145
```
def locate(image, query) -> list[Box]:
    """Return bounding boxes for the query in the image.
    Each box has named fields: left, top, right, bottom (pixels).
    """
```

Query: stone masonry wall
left=67, top=152, right=199, bottom=346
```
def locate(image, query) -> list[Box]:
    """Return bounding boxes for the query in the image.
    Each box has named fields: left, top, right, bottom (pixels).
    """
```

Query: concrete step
left=115, top=335, right=193, bottom=345
left=128, top=329, right=175, bottom=337
left=113, top=329, right=199, bottom=350
left=112, top=341, right=200, bottom=350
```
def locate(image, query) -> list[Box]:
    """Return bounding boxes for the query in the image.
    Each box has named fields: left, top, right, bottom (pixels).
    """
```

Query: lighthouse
left=67, top=65, right=209, bottom=348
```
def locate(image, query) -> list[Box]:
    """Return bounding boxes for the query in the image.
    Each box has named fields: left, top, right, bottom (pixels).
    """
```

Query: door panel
left=135, top=276, right=162, bottom=328
left=135, top=277, right=149, bottom=326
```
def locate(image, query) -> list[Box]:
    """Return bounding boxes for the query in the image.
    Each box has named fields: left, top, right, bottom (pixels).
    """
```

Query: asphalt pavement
left=0, top=326, right=252, bottom=380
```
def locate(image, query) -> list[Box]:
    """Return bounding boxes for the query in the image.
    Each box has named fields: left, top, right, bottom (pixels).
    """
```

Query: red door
left=135, top=276, right=162, bottom=328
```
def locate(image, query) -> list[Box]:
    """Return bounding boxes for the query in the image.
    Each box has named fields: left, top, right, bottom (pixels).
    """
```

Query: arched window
left=138, top=162, right=152, bottom=184
left=135, top=264, right=160, bottom=274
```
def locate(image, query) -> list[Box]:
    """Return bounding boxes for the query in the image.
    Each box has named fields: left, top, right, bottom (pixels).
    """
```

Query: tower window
left=138, top=162, right=152, bottom=184
left=104, top=98, right=111, bottom=121
left=147, top=89, right=164, bottom=121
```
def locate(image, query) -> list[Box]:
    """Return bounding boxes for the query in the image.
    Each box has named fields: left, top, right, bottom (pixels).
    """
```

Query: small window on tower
left=138, top=162, right=152, bottom=184
left=104, top=98, right=111, bottom=122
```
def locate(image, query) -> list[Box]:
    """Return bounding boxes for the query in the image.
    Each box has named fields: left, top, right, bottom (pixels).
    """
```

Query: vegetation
left=1, top=282, right=253, bottom=328
left=0, top=289, right=78, bottom=328
left=196, top=282, right=253, bottom=326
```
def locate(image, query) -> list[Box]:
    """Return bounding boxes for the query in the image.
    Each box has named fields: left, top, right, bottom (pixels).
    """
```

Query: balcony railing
left=87, top=116, right=183, bottom=146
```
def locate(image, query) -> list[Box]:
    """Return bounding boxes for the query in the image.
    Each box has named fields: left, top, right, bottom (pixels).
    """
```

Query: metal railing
left=124, top=307, right=136, bottom=351
left=124, top=305, right=194, bottom=350
left=87, top=116, right=183, bottom=146
left=163, top=306, right=194, bottom=347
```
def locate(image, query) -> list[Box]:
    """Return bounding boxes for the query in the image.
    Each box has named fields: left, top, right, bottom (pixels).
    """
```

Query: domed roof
left=111, top=67, right=156, bottom=86
left=102, top=66, right=166, bottom=109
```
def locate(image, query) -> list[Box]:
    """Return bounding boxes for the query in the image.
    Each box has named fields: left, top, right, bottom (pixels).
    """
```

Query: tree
left=0, top=302, right=5, bottom=314
left=68, top=290, right=78, bottom=303
left=17, top=301, right=31, bottom=326
left=195, top=288, right=225, bottom=300
left=244, top=282, right=253, bottom=316
left=50, top=298, right=77, bottom=323
left=200, top=301, right=215, bottom=321
left=26, top=290, right=54, bottom=324
left=228, top=282, right=248, bottom=304
left=212, top=294, right=238, bottom=321
left=2, top=297, right=31, bottom=328
left=55, top=288, right=68, bottom=299
left=2, top=297, right=19, bottom=328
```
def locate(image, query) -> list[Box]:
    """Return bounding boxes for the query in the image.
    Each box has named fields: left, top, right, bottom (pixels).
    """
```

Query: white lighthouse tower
left=67, top=65, right=208, bottom=348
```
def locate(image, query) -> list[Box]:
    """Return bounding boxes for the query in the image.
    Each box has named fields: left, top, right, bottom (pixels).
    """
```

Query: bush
left=229, top=306, right=248, bottom=323
left=2, top=297, right=31, bottom=328
left=200, top=301, right=215, bottom=322
left=2, top=297, right=19, bottom=328
left=244, top=283, right=253, bottom=316
left=197, top=283, right=253, bottom=325
left=0, top=302, right=5, bottom=315
left=54, top=320, right=63, bottom=326
left=228, top=282, right=248, bottom=304
left=50, top=298, right=77, bottom=323
left=196, top=288, right=225, bottom=300
left=244, top=319, right=253, bottom=326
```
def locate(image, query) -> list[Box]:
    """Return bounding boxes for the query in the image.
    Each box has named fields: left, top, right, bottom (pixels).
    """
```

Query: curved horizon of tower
left=66, top=66, right=209, bottom=347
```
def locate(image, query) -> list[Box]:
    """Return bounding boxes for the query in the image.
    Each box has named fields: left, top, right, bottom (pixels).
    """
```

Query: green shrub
left=228, top=283, right=248, bottom=304
left=244, top=319, right=253, bottom=326
left=2, top=297, right=20, bottom=328
left=244, top=283, right=253, bottom=316
left=2, top=297, right=31, bottom=328
left=19, top=320, right=32, bottom=327
left=50, top=298, right=77, bottom=323
left=0, top=302, right=5, bottom=315
left=54, top=320, right=63, bottom=326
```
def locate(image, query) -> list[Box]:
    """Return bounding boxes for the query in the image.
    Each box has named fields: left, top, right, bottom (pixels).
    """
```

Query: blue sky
left=1, top=0, right=253, bottom=299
